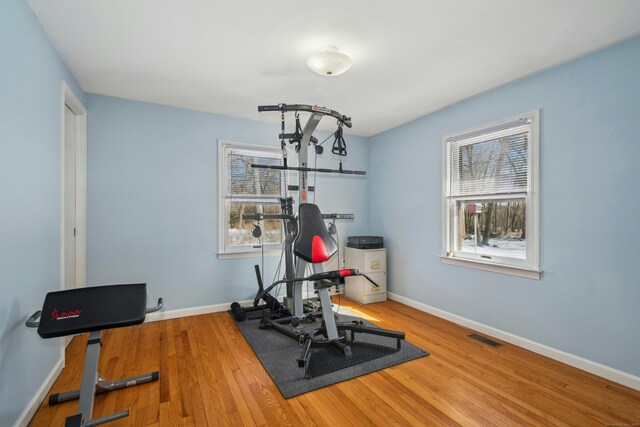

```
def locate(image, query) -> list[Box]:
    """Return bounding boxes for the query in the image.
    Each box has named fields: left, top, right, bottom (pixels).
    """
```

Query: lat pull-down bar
left=258, top=103, right=362, bottom=202
left=258, top=104, right=352, bottom=128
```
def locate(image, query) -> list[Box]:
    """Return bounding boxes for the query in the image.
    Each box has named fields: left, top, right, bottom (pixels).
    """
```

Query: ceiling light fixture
left=306, top=46, right=352, bottom=77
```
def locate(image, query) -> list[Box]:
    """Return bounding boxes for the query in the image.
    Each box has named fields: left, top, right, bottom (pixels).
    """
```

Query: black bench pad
left=294, top=203, right=338, bottom=263
left=37, top=283, right=147, bottom=339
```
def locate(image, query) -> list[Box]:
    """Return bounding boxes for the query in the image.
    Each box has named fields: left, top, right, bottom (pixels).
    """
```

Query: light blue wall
left=0, top=0, right=86, bottom=425
left=3, top=4, right=638, bottom=422
left=368, top=36, right=640, bottom=376
left=86, top=95, right=369, bottom=310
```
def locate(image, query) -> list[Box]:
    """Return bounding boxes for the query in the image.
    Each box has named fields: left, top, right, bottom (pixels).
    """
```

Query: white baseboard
left=144, top=288, right=334, bottom=323
left=144, top=299, right=251, bottom=322
left=14, top=357, right=64, bottom=427
left=388, top=292, right=640, bottom=392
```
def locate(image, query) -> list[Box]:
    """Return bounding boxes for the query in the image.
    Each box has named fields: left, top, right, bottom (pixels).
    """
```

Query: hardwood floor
left=30, top=298, right=640, bottom=426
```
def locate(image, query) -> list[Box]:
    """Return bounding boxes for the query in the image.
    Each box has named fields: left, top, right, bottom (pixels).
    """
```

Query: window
left=442, top=111, right=540, bottom=279
left=218, top=140, right=285, bottom=256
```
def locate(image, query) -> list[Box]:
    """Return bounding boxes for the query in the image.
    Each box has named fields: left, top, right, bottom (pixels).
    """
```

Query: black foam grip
left=258, top=105, right=281, bottom=112
left=152, top=371, right=159, bottom=381
left=49, top=393, right=60, bottom=406
left=308, top=269, right=358, bottom=281
left=231, top=302, right=247, bottom=321
left=65, top=414, right=83, bottom=427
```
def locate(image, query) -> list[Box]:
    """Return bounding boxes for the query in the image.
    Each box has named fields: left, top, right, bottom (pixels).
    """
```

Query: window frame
left=218, top=139, right=285, bottom=259
left=441, top=111, right=541, bottom=279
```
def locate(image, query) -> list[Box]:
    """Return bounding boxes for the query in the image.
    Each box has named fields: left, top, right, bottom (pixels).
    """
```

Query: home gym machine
left=234, top=104, right=405, bottom=378
left=26, top=283, right=163, bottom=427
left=231, top=103, right=360, bottom=321
left=249, top=103, right=365, bottom=317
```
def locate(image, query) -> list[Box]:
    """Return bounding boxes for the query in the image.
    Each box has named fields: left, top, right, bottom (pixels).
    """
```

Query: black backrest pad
left=37, top=283, right=147, bottom=339
left=294, top=203, right=337, bottom=263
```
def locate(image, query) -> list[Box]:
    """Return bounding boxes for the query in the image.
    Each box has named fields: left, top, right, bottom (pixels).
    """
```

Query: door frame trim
left=60, top=81, right=87, bottom=292
left=60, top=82, right=87, bottom=352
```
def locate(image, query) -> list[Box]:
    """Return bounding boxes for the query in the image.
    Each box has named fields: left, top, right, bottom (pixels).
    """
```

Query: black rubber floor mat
left=231, top=310, right=429, bottom=398
left=305, top=341, right=399, bottom=378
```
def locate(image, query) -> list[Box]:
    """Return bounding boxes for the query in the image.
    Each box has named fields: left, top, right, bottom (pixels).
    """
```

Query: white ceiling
left=27, top=0, right=640, bottom=137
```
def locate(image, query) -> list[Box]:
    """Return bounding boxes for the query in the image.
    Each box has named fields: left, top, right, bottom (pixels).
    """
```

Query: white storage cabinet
left=344, top=247, right=387, bottom=304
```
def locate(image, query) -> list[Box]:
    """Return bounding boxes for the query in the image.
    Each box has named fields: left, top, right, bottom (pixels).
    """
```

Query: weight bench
left=26, top=283, right=163, bottom=427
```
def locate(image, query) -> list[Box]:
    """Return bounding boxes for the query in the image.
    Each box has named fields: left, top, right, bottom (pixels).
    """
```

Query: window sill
left=440, top=256, right=541, bottom=280
left=218, top=250, right=282, bottom=260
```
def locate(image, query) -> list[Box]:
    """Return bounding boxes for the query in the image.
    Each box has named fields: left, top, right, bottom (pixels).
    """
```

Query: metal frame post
left=76, top=331, right=102, bottom=421
left=297, top=112, right=323, bottom=203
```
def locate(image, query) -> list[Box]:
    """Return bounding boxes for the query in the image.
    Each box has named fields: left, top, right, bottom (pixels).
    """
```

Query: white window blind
left=448, top=123, right=529, bottom=198
left=226, top=148, right=283, bottom=200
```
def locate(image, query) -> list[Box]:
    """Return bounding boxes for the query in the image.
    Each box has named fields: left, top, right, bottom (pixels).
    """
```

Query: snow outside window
left=442, top=111, right=540, bottom=279
left=219, top=140, right=285, bottom=255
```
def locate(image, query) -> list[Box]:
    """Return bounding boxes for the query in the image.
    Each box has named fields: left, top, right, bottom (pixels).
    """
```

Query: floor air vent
left=468, top=333, right=503, bottom=347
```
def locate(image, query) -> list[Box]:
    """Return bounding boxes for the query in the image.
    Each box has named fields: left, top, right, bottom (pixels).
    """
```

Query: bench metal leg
left=84, top=410, right=129, bottom=427
left=76, top=331, right=102, bottom=421
left=316, top=287, right=339, bottom=340
left=50, top=372, right=160, bottom=405
left=57, top=330, right=159, bottom=426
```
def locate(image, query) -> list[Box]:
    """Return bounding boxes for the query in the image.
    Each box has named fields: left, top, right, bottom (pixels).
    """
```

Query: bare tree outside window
left=453, top=132, right=528, bottom=258
left=221, top=142, right=285, bottom=253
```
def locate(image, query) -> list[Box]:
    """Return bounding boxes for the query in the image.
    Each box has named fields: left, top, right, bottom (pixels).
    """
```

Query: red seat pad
left=311, top=235, right=330, bottom=263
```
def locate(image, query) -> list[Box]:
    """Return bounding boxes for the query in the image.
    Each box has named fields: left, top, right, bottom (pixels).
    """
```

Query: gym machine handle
left=26, top=310, right=42, bottom=328
left=146, top=298, right=164, bottom=314
left=267, top=269, right=378, bottom=287
left=258, top=104, right=352, bottom=128
left=307, top=269, right=357, bottom=281
left=362, top=274, right=380, bottom=288
left=253, top=269, right=379, bottom=306
left=307, top=270, right=380, bottom=288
